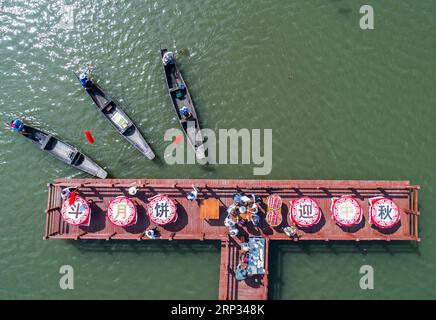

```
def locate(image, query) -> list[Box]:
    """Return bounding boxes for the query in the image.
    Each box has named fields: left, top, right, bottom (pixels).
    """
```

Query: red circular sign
left=107, top=196, right=137, bottom=227
left=61, top=196, right=91, bottom=226
left=331, top=196, right=362, bottom=227
left=369, top=197, right=400, bottom=228
left=290, top=197, right=321, bottom=227
left=147, top=194, right=177, bottom=225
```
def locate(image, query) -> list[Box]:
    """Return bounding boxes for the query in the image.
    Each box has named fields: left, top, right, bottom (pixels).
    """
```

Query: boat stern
left=96, top=168, right=108, bottom=179
left=143, top=149, right=156, bottom=160
left=196, top=144, right=206, bottom=160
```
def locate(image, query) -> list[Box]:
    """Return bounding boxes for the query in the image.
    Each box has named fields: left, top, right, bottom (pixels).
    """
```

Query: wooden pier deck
left=218, top=236, right=269, bottom=300
left=44, top=178, right=420, bottom=300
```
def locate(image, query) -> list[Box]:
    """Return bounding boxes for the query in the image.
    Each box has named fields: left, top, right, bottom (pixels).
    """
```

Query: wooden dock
left=44, top=179, right=420, bottom=300
left=218, top=236, right=269, bottom=300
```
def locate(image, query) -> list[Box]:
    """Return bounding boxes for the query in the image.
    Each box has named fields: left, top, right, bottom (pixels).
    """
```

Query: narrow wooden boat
left=160, top=48, right=206, bottom=160
left=74, top=71, right=155, bottom=160
left=16, top=123, right=107, bottom=178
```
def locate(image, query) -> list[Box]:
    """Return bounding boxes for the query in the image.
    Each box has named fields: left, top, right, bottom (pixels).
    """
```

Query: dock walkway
left=44, top=179, right=420, bottom=300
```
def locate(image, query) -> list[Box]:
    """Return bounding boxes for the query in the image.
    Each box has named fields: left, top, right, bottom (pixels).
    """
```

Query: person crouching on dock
left=187, top=185, right=199, bottom=201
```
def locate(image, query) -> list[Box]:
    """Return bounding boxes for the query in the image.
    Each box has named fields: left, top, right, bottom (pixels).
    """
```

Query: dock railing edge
left=44, top=183, right=53, bottom=240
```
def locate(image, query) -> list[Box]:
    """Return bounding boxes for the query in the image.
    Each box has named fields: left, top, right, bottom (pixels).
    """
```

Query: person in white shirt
left=187, top=185, right=199, bottom=201
left=61, top=187, right=76, bottom=201
left=146, top=227, right=158, bottom=239
left=162, top=51, right=174, bottom=66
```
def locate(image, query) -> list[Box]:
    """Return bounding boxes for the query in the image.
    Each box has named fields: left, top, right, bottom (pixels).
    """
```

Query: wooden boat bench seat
left=40, top=135, right=53, bottom=150
left=170, top=87, right=186, bottom=100
left=69, top=151, right=81, bottom=165
left=102, top=101, right=114, bottom=112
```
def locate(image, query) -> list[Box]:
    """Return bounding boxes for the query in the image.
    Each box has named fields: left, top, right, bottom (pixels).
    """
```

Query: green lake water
left=0, top=0, right=435, bottom=299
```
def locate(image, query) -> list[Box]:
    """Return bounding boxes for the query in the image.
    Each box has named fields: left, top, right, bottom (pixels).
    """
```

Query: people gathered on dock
left=235, top=237, right=266, bottom=281
left=225, top=192, right=262, bottom=235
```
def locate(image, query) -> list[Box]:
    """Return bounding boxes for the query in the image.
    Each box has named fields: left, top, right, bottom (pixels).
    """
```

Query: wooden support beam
left=405, top=209, right=419, bottom=216
left=106, top=232, right=117, bottom=240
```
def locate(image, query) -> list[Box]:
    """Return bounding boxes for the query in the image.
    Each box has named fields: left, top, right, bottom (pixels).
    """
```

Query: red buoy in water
left=85, top=130, right=94, bottom=144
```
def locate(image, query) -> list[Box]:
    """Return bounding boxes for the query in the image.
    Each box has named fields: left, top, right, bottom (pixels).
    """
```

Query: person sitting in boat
left=9, top=118, right=24, bottom=132
left=175, top=83, right=186, bottom=99
left=162, top=51, right=174, bottom=66
left=79, top=73, right=91, bottom=87
left=179, top=106, right=192, bottom=120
